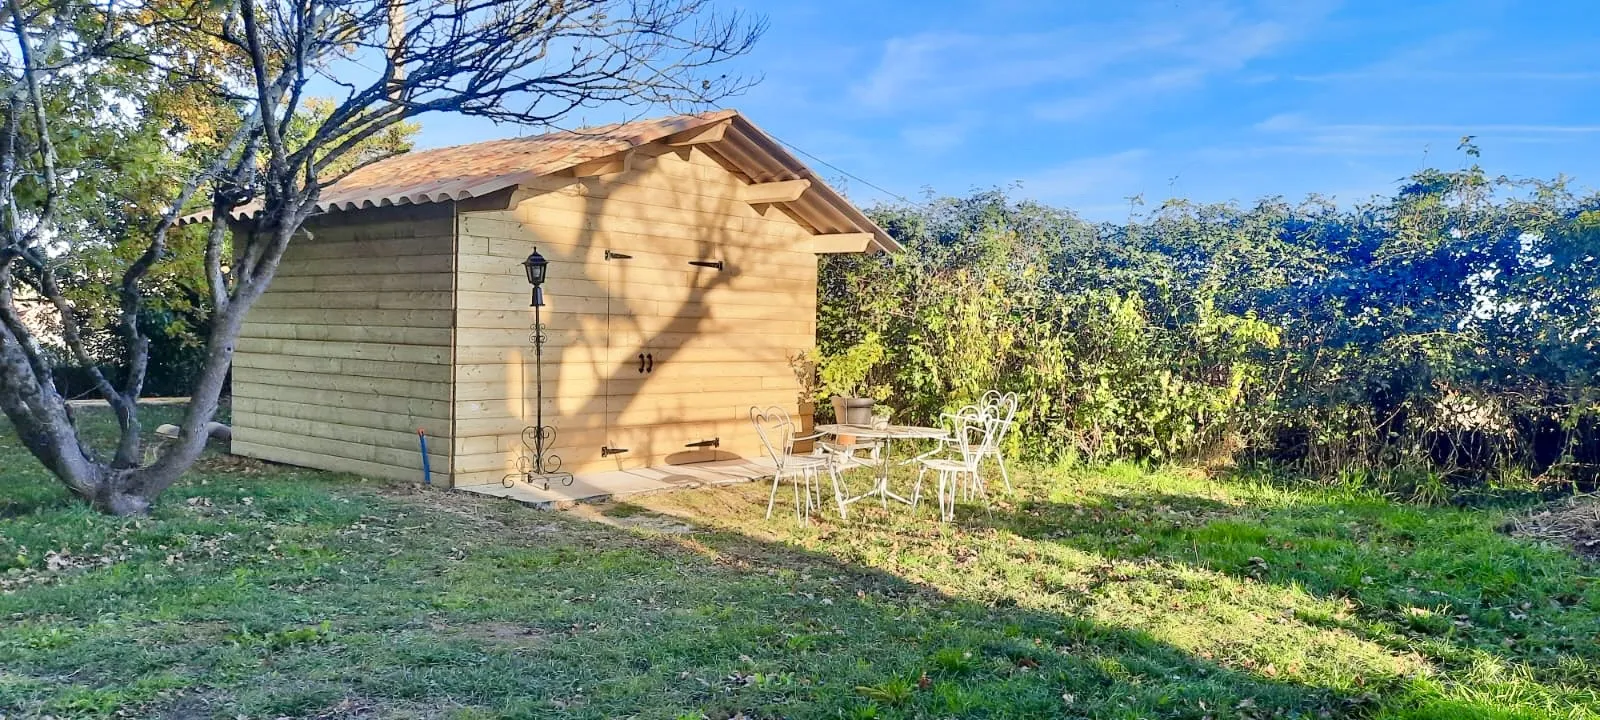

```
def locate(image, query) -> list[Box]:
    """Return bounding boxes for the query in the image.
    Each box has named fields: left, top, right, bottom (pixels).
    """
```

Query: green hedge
left=818, top=166, right=1600, bottom=495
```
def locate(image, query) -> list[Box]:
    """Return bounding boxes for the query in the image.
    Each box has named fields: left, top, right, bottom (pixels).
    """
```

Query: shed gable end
left=449, top=140, right=818, bottom=487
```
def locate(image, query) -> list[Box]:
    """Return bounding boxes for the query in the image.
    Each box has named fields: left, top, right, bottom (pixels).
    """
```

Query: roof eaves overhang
left=177, top=109, right=902, bottom=256
left=714, top=115, right=901, bottom=254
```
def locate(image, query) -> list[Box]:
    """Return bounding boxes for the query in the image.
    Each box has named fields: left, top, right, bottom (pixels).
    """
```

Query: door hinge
left=601, top=446, right=629, bottom=457
left=605, top=250, right=633, bottom=260
left=685, top=438, right=720, bottom=449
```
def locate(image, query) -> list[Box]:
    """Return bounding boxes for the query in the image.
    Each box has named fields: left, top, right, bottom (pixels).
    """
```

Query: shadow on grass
left=483, top=497, right=1391, bottom=719
left=971, top=478, right=1600, bottom=710
left=3, top=469, right=1371, bottom=719
left=3, top=408, right=1592, bottom=718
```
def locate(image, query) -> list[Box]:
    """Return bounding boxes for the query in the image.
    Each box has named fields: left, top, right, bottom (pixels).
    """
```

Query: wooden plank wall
left=452, top=144, right=817, bottom=487
left=231, top=204, right=457, bottom=484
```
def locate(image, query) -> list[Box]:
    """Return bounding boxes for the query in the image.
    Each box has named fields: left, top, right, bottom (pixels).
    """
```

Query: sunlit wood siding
left=450, top=143, right=816, bottom=486
left=230, top=204, right=456, bottom=484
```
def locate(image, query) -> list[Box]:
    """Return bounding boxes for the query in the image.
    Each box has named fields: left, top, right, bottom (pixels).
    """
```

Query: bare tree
left=0, top=0, right=763, bottom=514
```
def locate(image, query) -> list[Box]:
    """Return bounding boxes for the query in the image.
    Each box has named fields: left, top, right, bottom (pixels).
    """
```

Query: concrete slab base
left=453, top=458, right=772, bottom=509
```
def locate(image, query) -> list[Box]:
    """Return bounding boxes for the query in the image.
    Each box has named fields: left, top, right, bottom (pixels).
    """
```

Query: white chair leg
left=947, top=471, right=956, bottom=521
left=970, top=469, right=993, bottom=517
left=948, top=472, right=960, bottom=521
left=948, top=471, right=959, bottom=521
left=911, top=465, right=928, bottom=514
left=765, top=470, right=782, bottom=519
left=801, top=467, right=812, bottom=518
left=937, top=470, right=952, bottom=521
left=828, top=463, right=848, bottom=519
left=806, top=468, right=821, bottom=518
left=996, top=452, right=1013, bottom=492
left=792, top=471, right=804, bottom=525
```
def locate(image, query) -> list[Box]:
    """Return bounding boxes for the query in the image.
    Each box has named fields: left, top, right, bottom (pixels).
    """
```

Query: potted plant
left=814, top=333, right=887, bottom=426
left=787, top=351, right=820, bottom=452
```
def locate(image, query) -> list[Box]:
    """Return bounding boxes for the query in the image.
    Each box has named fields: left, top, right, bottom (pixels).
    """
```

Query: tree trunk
left=84, top=469, right=153, bottom=516
left=0, top=272, right=240, bottom=516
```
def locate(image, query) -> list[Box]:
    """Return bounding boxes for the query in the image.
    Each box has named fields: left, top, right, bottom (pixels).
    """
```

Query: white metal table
left=815, top=423, right=949, bottom=510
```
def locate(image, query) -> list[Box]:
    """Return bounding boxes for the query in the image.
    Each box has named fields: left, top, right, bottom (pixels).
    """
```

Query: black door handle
left=602, top=446, right=629, bottom=457
left=646, top=353, right=654, bottom=373
left=638, top=353, right=646, bottom=373
left=685, top=438, right=720, bottom=449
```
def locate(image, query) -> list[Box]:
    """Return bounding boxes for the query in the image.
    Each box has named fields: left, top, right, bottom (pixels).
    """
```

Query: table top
left=815, top=423, right=949, bottom=440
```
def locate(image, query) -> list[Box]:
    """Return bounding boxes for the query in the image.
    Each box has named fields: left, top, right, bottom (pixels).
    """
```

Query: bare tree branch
left=0, top=0, right=765, bottom=514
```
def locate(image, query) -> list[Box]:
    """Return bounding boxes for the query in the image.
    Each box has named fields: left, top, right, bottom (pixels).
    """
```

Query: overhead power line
left=341, top=28, right=915, bottom=205
left=582, top=32, right=915, bottom=205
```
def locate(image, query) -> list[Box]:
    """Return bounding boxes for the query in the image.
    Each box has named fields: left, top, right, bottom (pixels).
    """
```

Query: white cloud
left=1033, top=68, right=1208, bottom=121
left=1309, top=123, right=1600, bottom=135
left=1296, top=70, right=1600, bottom=82
left=1015, top=149, right=1151, bottom=205
left=851, top=1, right=1334, bottom=122
left=1253, top=112, right=1308, bottom=132
left=849, top=26, right=1182, bottom=110
left=1288, top=30, right=1600, bottom=84
left=1244, top=115, right=1600, bottom=156
left=900, top=120, right=972, bottom=153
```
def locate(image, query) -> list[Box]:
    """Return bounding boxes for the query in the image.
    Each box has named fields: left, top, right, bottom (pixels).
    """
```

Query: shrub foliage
left=818, top=161, right=1600, bottom=492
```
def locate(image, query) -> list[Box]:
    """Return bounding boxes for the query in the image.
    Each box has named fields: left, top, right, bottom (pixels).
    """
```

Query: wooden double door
left=584, top=245, right=756, bottom=471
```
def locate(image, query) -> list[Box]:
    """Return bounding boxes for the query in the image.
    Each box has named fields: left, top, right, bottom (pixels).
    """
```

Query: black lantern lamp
left=522, top=248, right=548, bottom=307
left=503, top=246, right=573, bottom=490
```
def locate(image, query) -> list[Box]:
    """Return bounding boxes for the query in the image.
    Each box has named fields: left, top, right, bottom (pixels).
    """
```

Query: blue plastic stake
left=418, top=429, right=432, bottom=486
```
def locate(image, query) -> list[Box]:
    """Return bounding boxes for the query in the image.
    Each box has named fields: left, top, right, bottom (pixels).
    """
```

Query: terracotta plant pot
left=795, top=401, right=817, bottom=453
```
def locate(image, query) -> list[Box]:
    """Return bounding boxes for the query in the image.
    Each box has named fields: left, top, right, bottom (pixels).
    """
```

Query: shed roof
left=195, top=110, right=898, bottom=252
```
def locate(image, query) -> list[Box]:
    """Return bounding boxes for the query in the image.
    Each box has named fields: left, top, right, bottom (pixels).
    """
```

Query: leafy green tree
left=1, top=0, right=764, bottom=514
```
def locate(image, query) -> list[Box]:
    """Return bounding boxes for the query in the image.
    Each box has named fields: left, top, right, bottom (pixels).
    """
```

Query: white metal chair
left=910, top=406, right=994, bottom=521
left=979, top=390, right=1019, bottom=491
left=750, top=406, right=849, bottom=524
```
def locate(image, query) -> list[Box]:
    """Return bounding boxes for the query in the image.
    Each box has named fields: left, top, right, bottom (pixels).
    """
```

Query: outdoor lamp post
left=503, top=247, right=574, bottom=490
left=521, top=248, right=548, bottom=306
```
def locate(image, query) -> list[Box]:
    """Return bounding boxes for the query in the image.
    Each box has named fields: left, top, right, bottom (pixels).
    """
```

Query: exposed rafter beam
left=571, top=150, right=633, bottom=177
left=664, top=119, right=731, bottom=146
left=741, top=179, right=811, bottom=205
left=809, top=232, right=874, bottom=254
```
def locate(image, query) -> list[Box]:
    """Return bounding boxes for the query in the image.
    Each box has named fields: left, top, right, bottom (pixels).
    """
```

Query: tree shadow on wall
left=509, top=141, right=811, bottom=475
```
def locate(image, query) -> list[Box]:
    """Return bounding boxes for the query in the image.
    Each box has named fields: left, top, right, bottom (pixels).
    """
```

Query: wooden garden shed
left=220, top=110, right=897, bottom=490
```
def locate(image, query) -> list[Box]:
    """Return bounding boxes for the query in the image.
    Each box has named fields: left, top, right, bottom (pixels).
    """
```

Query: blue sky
left=413, top=0, right=1600, bottom=221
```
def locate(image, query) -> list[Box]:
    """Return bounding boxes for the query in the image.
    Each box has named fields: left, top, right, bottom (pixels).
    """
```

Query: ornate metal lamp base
left=505, top=295, right=573, bottom=491
left=502, top=424, right=574, bottom=490
left=504, top=471, right=575, bottom=491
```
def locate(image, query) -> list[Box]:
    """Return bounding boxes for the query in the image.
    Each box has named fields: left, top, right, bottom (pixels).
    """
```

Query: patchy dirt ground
left=1508, top=493, right=1600, bottom=559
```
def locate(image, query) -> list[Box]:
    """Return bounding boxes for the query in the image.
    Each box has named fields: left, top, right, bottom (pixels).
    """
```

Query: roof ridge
left=395, top=109, right=738, bottom=159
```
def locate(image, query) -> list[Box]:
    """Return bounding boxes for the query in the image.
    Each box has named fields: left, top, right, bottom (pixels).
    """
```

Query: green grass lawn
left=2, top=408, right=1597, bottom=719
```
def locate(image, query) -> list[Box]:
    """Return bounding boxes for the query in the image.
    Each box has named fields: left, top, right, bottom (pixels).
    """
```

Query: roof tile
left=184, top=109, right=897, bottom=252
left=315, top=110, right=736, bottom=212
